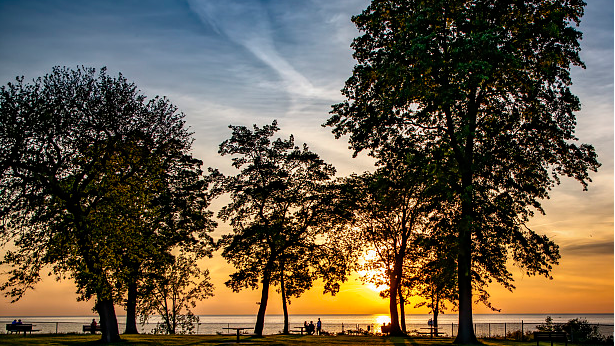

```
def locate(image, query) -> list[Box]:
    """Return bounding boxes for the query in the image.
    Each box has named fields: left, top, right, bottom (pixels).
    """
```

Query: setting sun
left=376, top=315, right=391, bottom=325
left=357, top=250, right=390, bottom=293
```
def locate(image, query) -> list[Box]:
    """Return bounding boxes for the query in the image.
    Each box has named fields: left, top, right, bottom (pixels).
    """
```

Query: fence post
left=56, top=322, right=58, bottom=334
left=521, top=320, right=524, bottom=341
left=452, top=323, right=454, bottom=337
left=504, top=323, right=507, bottom=339
left=488, top=323, right=490, bottom=338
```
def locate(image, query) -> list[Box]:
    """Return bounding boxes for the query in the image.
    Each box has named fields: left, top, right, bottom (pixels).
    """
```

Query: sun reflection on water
left=376, top=315, right=391, bottom=325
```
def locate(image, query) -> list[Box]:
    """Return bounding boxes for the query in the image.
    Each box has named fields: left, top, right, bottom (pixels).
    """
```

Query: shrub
left=537, top=316, right=613, bottom=345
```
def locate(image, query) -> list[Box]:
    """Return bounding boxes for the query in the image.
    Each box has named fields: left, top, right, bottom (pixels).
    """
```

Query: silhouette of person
left=316, top=318, right=322, bottom=335
left=90, top=319, right=97, bottom=334
left=11, top=320, right=17, bottom=325
left=16, top=319, right=22, bottom=325
left=309, top=321, right=315, bottom=335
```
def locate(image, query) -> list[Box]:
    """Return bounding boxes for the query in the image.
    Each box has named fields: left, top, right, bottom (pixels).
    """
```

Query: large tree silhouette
left=216, top=121, right=345, bottom=336
left=0, top=66, right=214, bottom=343
left=327, top=1, right=599, bottom=343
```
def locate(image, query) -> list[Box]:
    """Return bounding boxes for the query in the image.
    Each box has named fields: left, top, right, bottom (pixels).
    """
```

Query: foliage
left=538, top=317, right=612, bottom=344
left=214, top=120, right=347, bottom=336
left=0, top=66, right=214, bottom=342
left=536, top=316, right=559, bottom=332
left=118, top=141, right=216, bottom=333
left=561, top=318, right=603, bottom=343
left=409, top=231, right=458, bottom=326
left=139, top=253, right=213, bottom=335
left=326, top=0, right=598, bottom=343
left=505, top=330, right=533, bottom=342
left=333, top=150, right=440, bottom=335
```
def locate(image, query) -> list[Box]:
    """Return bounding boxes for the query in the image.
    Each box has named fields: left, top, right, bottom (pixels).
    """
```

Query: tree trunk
left=388, top=259, right=404, bottom=336
left=454, top=199, right=478, bottom=344
left=124, top=278, right=139, bottom=334
left=254, top=271, right=271, bottom=336
left=433, top=293, right=440, bottom=330
left=281, top=269, right=289, bottom=334
left=398, top=284, right=406, bottom=333
left=96, top=298, right=121, bottom=343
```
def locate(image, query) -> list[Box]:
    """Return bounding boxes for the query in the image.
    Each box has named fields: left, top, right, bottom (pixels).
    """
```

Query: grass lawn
left=0, top=334, right=573, bottom=346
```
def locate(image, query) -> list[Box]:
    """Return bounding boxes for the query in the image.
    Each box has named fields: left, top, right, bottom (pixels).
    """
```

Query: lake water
left=2, top=313, right=612, bottom=336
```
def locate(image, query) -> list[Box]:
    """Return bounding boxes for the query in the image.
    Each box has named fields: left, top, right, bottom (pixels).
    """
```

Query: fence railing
left=405, top=322, right=613, bottom=340
left=1, top=319, right=613, bottom=338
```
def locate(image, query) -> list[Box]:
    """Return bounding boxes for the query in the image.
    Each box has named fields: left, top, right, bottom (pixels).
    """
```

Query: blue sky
left=0, top=0, right=377, bottom=176
left=0, top=0, right=613, bottom=315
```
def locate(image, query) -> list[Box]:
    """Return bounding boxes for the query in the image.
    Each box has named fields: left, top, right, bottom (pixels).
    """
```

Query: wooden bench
left=534, top=331, right=568, bottom=346
left=83, top=324, right=102, bottom=333
left=6, top=324, right=39, bottom=335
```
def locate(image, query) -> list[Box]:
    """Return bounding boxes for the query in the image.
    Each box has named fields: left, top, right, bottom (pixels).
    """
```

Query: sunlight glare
left=376, top=315, right=391, bottom=325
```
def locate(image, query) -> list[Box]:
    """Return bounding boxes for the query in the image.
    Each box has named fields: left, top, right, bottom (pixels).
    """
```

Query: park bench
left=534, top=331, right=569, bottom=346
left=6, top=323, right=39, bottom=335
left=83, top=324, right=102, bottom=333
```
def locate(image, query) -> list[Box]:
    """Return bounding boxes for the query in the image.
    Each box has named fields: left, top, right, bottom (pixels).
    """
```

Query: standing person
left=428, top=318, right=433, bottom=338
left=316, top=318, right=322, bottom=335
left=90, top=319, right=97, bottom=334
left=308, top=321, right=315, bottom=335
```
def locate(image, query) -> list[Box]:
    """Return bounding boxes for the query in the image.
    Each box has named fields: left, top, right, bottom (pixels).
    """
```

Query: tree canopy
left=327, top=0, right=599, bottom=343
left=215, top=121, right=350, bottom=336
left=336, top=152, right=436, bottom=335
left=0, top=66, right=215, bottom=342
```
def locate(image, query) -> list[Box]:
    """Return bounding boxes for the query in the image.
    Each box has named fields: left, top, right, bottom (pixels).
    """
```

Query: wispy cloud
left=563, top=240, right=614, bottom=256
left=187, top=0, right=336, bottom=102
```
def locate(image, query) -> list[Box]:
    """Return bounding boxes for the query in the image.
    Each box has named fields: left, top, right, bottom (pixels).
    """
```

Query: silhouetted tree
left=327, top=1, right=598, bottom=343
left=138, top=252, right=214, bottom=334
left=273, top=249, right=313, bottom=334
left=118, top=141, right=217, bottom=334
left=215, top=121, right=342, bottom=336
left=409, top=231, right=458, bottom=332
left=338, top=152, right=435, bottom=336
left=0, top=66, right=215, bottom=342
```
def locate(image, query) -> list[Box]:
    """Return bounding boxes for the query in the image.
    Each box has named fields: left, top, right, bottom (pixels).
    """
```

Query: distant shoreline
left=2, top=313, right=613, bottom=317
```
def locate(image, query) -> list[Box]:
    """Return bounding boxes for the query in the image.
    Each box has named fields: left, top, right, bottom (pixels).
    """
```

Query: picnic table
left=293, top=326, right=307, bottom=335
left=222, top=327, right=249, bottom=342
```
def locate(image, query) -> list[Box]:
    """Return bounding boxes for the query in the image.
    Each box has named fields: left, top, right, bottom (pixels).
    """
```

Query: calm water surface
left=2, top=313, right=612, bottom=335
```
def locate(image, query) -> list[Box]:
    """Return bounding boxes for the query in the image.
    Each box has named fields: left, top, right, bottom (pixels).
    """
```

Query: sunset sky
left=0, top=0, right=612, bottom=317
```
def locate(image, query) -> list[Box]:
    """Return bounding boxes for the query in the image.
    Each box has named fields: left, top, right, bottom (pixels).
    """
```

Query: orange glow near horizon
left=1, top=184, right=612, bottom=317
left=1, top=250, right=612, bottom=317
